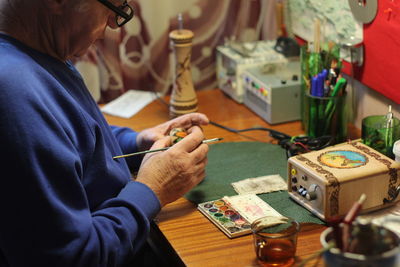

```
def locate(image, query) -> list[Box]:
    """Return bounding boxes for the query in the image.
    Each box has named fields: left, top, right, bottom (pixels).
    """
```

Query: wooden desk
left=104, top=89, right=345, bottom=266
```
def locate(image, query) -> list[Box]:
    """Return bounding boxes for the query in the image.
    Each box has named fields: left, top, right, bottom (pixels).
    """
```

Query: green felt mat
left=185, top=142, right=324, bottom=225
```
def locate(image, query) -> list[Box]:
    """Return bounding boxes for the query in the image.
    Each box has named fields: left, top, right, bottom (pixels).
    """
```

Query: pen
left=315, top=73, right=326, bottom=136
left=324, top=77, right=346, bottom=117
left=320, top=69, right=328, bottom=96
left=316, top=72, right=325, bottom=97
left=311, top=75, right=318, bottom=96
left=113, top=137, right=224, bottom=159
left=309, top=77, right=318, bottom=137
left=385, top=105, right=394, bottom=153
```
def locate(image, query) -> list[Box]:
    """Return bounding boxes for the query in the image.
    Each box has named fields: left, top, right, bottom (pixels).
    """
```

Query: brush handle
left=113, top=138, right=223, bottom=159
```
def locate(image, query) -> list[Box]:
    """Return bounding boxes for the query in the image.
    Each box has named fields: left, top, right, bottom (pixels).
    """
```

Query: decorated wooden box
left=287, top=141, right=400, bottom=221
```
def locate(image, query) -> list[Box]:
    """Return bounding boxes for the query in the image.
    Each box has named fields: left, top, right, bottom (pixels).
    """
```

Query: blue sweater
left=0, top=34, right=161, bottom=267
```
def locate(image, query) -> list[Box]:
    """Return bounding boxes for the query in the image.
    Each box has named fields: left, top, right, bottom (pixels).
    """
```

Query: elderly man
left=0, top=0, right=209, bottom=266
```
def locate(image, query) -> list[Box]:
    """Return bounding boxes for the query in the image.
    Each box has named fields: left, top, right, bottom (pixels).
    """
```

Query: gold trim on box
left=349, top=142, right=399, bottom=204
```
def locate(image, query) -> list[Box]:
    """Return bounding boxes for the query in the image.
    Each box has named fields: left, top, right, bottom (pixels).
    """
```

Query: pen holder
left=362, top=115, right=400, bottom=159
left=300, top=43, right=343, bottom=139
left=320, top=223, right=400, bottom=267
left=304, top=93, right=347, bottom=142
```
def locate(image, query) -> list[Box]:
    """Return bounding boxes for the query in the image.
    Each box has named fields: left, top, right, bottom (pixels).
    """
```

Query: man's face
left=66, top=0, right=121, bottom=58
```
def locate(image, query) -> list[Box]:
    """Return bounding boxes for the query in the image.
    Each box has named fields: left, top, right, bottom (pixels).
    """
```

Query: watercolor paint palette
left=198, top=194, right=282, bottom=238
left=198, top=198, right=252, bottom=238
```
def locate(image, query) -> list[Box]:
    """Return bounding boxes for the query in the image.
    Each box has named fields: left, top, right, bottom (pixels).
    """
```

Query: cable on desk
left=209, top=121, right=334, bottom=158
left=209, top=120, right=292, bottom=141
left=149, top=91, right=334, bottom=157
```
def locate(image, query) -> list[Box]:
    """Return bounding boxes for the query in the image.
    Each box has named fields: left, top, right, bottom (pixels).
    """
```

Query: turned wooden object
left=169, top=28, right=198, bottom=118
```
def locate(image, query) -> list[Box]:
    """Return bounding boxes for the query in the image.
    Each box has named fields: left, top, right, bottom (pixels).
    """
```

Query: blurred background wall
left=75, top=0, right=278, bottom=103
left=74, top=0, right=400, bottom=129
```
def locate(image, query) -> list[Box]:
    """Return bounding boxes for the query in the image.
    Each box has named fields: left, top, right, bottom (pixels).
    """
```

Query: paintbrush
left=113, top=137, right=223, bottom=159
left=341, top=193, right=367, bottom=252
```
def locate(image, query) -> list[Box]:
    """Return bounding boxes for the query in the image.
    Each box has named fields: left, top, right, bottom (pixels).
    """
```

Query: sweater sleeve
left=0, top=81, right=161, bottom=266
left=110, top=125, right=143, bottom=172
left=0, top=113, right=161, bottom=266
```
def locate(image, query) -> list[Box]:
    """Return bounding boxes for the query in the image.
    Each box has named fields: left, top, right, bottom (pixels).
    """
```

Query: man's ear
left=43, top=0, right=69, bottom=15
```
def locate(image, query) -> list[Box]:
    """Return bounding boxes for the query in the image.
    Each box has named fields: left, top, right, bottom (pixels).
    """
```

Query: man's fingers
left=168, top=113, right=209, bottom=130
left=191, top=165, right=207, bottom=186
left=150, top=136, right=171, bottom=150
left=190, top=143, right=209, bottom=164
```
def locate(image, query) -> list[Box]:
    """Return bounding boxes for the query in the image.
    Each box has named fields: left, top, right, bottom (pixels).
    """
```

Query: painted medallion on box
left=318, top=150, right=368, bottom=169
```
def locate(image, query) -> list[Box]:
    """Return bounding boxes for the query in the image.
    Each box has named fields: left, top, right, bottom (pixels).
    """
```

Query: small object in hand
left=169, top=128, right=188, bottom=144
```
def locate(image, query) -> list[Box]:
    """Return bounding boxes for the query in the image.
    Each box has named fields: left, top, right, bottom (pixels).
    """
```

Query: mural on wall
left=287, top=0, right=363, bottom=43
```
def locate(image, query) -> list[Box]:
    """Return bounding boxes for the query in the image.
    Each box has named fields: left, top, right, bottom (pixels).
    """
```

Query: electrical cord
left=150, top=90, right=335, bottom=157
left=209, top=120, right=335, bottom=158
left=209, top=120, right=292, bottom=140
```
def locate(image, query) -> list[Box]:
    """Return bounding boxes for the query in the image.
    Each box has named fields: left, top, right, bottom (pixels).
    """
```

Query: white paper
left=222, top=194, right=282, bottom=223
left=101, top=90, right=157, bottom=118
left=231, top=175, right=287, bottom=195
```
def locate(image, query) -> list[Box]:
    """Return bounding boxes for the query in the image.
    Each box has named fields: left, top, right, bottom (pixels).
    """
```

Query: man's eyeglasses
left=97, top=0, right=134, bottom=27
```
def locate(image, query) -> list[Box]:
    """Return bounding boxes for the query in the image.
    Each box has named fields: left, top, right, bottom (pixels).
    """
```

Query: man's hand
left=135, top=126, right=208, bottom=206
left=136, top=113, right=209, bottom=152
